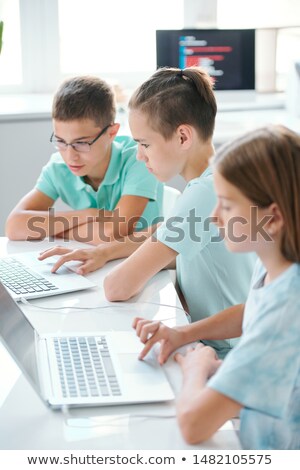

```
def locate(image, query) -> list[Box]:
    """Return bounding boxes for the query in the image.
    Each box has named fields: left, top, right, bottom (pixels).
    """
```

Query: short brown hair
left=52, top=75, right=116, bottom=127
left=128, top=67, right=217, bottom=141
left=213, top=125, right=300, bottom=263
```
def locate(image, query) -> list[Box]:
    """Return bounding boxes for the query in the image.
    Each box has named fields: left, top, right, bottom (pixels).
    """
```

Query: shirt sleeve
left=121, top=158, right=161, bottom=201
left=208, top=292, right=300, bottom=418
left=35, top=154, right=60, bottom=201
left=155, top=176, right=221, bottom=256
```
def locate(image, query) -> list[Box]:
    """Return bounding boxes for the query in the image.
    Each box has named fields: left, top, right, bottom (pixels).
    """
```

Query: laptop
left=0, top=282, right=174, bottom=408
left=0, top=250, right=96, bottom=300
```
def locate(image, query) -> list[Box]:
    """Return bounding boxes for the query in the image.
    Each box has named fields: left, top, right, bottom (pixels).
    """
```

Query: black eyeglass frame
left=50, top=124, right=112, bottom=152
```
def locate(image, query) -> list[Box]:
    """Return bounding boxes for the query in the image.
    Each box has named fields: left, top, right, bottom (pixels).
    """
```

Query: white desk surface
left=0, top=238, right=241, bottom=450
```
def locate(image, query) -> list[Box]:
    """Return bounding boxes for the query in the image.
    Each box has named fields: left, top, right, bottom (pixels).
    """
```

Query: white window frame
left=1, top=0, right=187, bottom=94
left=1, top=0, right=299, bottom=95
left=0, top=0, right=60, bottom=93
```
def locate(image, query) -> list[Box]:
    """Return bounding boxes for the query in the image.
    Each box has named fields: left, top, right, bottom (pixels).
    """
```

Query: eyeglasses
left=50, top=124, right=112, bottom=153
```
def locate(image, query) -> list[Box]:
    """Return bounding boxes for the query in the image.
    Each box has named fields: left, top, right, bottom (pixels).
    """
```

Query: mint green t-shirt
left=35, top=135, right=163, bottom=228
left=155, top=167, right=256, bottom=358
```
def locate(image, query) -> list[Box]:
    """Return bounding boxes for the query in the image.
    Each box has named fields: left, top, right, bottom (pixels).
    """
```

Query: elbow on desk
left=178, top=409, right=214, bottom=445
left=5, top=220, right=43, bottom=241
left=5, top=219, right=25, bottom=241
left=103, top=274, right=133, bottom=302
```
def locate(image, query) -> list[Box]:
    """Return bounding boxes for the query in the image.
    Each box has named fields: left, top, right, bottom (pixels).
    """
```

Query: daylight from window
left=58, top=0, right=184, bottom=75
left=0, top=0, right=22, bottom=86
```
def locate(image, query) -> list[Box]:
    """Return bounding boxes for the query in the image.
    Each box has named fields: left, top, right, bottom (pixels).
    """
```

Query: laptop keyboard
left=54, top=336, right=122, bottom=399
left=0, top=257, right=58, bottom=295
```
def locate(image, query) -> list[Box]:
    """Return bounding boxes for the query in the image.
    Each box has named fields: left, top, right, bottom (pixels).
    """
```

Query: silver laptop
left=0, top=250, right=96, bottom=300
left=0, top=282, right=174, bottom=408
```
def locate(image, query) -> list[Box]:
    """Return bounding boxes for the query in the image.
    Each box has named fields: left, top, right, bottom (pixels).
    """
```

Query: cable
left=20, top=297, right=191, bottom=322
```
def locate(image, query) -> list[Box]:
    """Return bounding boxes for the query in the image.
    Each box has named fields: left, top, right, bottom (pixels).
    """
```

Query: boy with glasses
left=5, top=76, right=163, bottom=244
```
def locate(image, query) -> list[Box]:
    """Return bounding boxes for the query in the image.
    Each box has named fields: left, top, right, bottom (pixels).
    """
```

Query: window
left=0, top=0, right=22, bottom=87
left=0, top=0, right=298, bottom=94
left=217, top=0, right=300, bottom=28
left=276, top=28, right=300, bottom=90
left=0, top=0, right=184, bottom=93
left=217, top=0, right=300, bottom=91
left=58, top=0, right=184, bottom=88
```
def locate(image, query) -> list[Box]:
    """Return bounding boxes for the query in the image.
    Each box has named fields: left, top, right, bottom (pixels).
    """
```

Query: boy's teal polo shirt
left=35, top=135, right=163, bottom=228
left=155, top=167, right=256, bottom=358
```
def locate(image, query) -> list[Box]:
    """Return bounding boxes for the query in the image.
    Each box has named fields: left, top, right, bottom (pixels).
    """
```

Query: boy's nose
left=65, top=145, right=80, bottom=159
left=136, top=145, right=147, bottom=162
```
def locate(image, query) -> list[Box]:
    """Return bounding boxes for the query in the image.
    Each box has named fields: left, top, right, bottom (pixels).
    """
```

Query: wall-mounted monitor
left=156, top=29, right=255, bottom=91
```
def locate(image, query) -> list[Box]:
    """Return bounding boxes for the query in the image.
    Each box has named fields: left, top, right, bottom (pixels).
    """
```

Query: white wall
left=0, top=117, right=53, bottom=235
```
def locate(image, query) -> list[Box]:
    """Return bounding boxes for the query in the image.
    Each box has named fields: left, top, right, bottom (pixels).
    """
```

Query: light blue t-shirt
left=155, top=167, right=255, bottom=358
left=35, top=135, right=163, bottom=228
left=208, top=260, right=300, bottom=449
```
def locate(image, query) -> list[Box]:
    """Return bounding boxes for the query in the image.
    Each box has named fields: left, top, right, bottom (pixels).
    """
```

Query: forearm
left=61, top=221, right=156, bottom=247
left=175, top=347, right=241, bottom=445
left=176, top=374, right=220, bottom=444
left=104, top=237, right=176, bottom=301
left=5, top=209, right=95, bottom=240
left=177, top=304, right=244, bottom=345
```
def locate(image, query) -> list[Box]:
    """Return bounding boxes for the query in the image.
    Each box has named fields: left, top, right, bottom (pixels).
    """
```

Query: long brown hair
left=128, top=67, right=217, bottom=141
left=213, top=125, right=300, bottom=262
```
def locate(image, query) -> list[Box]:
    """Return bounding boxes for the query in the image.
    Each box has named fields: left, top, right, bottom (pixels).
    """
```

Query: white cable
left=20, top=297, right=191, bottom=322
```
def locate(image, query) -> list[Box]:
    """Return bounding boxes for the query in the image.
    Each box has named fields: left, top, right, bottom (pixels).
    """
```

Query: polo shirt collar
left=100, top=140, right=121, bottom=186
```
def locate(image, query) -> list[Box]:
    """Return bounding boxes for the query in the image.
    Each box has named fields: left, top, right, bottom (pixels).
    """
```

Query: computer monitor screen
left=156, top=29, right=255, bottom=91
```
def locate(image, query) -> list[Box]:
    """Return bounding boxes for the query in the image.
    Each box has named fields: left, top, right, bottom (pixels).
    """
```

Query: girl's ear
left=108, top=123, right=120, bottom=140
left=267, top=203, right=284, bottom=236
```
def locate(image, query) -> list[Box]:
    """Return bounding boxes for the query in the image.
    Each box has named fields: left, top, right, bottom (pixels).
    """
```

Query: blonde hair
left=213, top=125, right=300, bottom=262
left=129, top=67, right=217, bottom=141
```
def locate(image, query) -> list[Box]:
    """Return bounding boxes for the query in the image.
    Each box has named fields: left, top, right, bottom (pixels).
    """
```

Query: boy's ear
left=176, top=125, right=192, bottom=147
left=108, top=123, right=120, bottom=139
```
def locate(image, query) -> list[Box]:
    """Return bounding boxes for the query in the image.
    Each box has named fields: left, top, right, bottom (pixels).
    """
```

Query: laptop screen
left=0, top=282, right=40, bottom=392
left=156, top=29, right=255, bottom=91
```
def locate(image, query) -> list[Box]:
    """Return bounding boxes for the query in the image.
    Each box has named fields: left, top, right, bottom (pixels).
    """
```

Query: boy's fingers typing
left=139, top=321, right=161, bottom=344
left=134, top=318, right=156, bottom=338
left=77, top=258, right=100, bottom=275
left=138, top=337, right=158, bottom=360
left=158, top=339, right=174, bottom=364
left=174, top=352, right=183, bottom=365
left=132, top=317, right=143, bottom=329
left=51, top=251, right=83, bottom=273
left=39, top=246, right=71, bottom=260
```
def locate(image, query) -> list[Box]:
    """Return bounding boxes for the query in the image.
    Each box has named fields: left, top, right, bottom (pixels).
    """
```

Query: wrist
left=95, top=240, right=120, bottom=263
left=87, top=208, right=100, bottom=220
left=174, top=326, right=190, bottom=348
left=177, top=322, right=200, bottom=345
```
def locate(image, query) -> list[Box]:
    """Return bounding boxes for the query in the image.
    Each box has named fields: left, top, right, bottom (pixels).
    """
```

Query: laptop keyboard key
left=53, top=336, right=121, bottom=400
left=0, top=257, right=58, bottom=296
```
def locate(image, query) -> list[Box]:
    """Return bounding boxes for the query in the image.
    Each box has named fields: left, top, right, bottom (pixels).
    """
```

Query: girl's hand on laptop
left=132, top=317, right=186, bottom=365
left=175, top=343, right=222, bottom=380
left=38, top=245, right=110, bottom=274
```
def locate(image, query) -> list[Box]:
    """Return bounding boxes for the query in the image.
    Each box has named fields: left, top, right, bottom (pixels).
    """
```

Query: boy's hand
left=132, top=317, right=185, bottom=364
left=38, top=245, right=109, bottom=274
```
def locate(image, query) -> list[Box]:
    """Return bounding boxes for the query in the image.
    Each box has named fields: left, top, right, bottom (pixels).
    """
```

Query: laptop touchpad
left=118, top=354, right=157, bottom=374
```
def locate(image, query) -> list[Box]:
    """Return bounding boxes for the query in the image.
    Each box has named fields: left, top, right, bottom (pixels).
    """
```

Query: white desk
left=0, top=238, right=241, bottom=450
